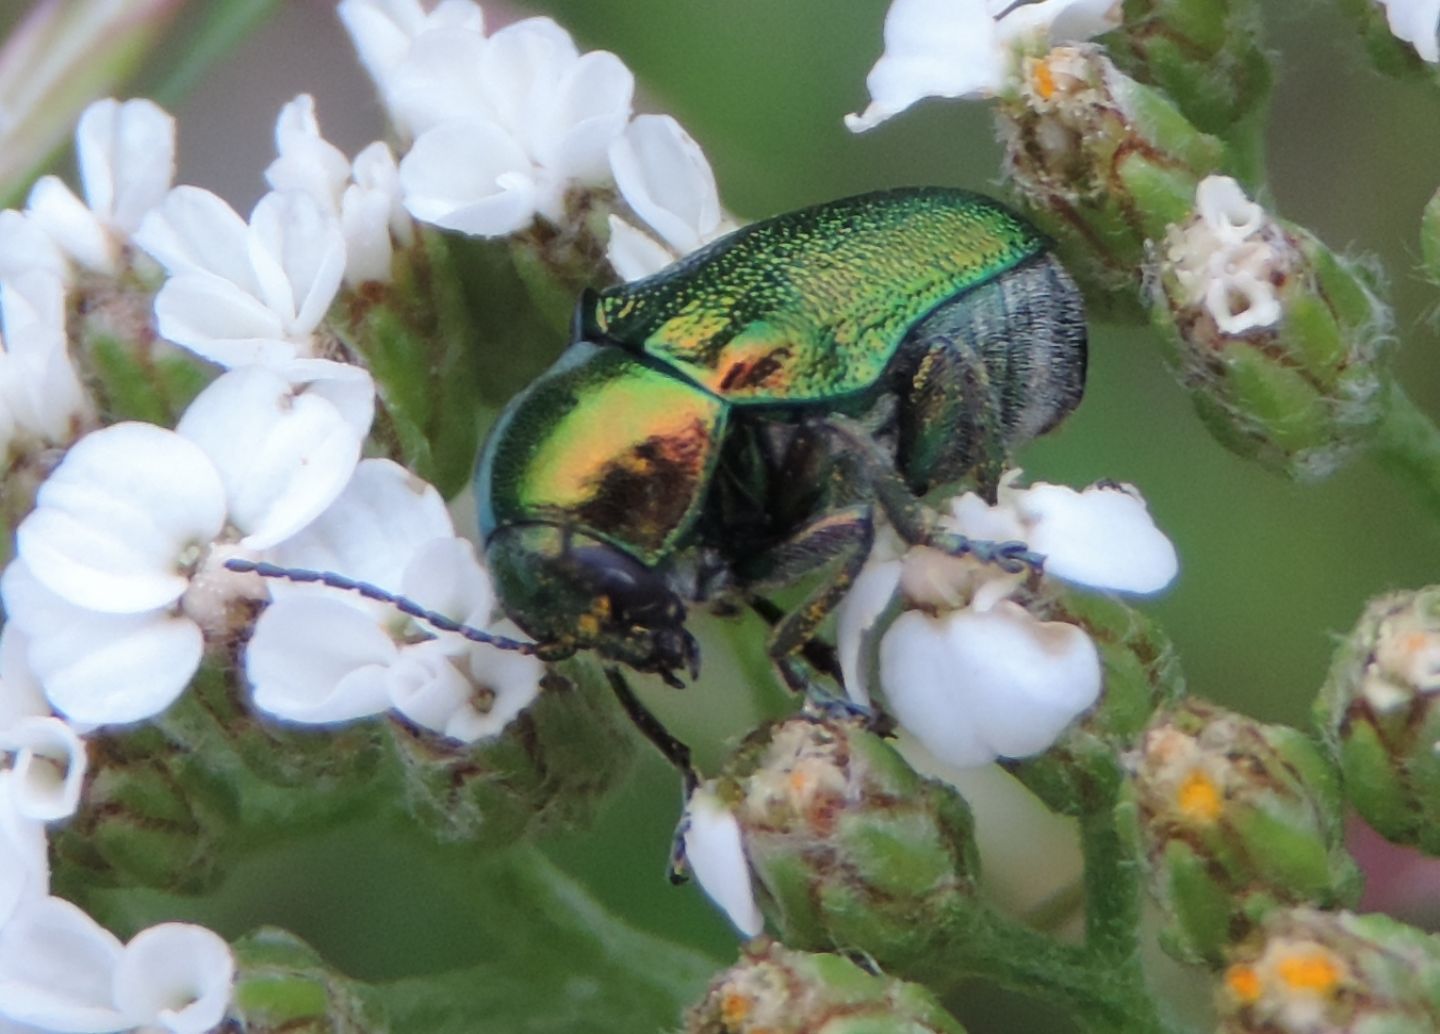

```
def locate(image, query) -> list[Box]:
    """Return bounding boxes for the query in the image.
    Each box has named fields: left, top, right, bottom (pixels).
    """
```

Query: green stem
left=1080, top=803, right=1144, bottom=962
left=1371, top=381, right=1440, bottom=522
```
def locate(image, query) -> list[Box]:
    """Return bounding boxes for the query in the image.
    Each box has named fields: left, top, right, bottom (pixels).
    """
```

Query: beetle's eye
left=570, top=541, right=680, bottom=627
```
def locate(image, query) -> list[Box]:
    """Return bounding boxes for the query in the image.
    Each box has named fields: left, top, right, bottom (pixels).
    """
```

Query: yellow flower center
left=1176, top=768, right=1222, bottom=822
left=1224, top=964, right=1262, bottom=1004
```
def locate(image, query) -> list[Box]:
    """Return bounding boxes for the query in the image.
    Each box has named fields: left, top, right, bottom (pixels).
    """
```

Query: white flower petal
left=246, top=595, right=396, bottom=723
left=996, top=0, right=1121, bottom=46
left=0, top=270, right=89, bottom=446
left=400, top=119, right=538, bottom=236
left=541, top=50, right=634, bottom=182
left=0, top=210, right=68, bottom=283
left=339, top=0, right=484, bottom=101
left=26, top=177, right=113, bottom=274
left=609, top=115, right=719, bottom=255
left=605, top=216, right=678, bottom=282
left=682, top=787, right=763, bottom=937
left=1194, top=174, right=1266, bottom=244
left=1378, top=0, right=1440, bottom=62
left=264, top=358, right=377, bottom=440
left=269, top=458, right=453, bottom=593
left=0, top=896, right=126, bottom=1032
left=835, top=560, right=903, bottom=708
left=845, top=0, right=1005, bottom=132
left=0, top=627, right=49, bottom=735
left=0, top=776, right=50, bottom=930
left=386, top=642, right=474, bottom=732
left=247, top=190, right=347, bottom=335
left=341, top=183, right=396, bottom=285
left=151, top=270, right=297, bottom=367
left=264, top=95, right=351, bottom=212
left=6, top=718, right=87, bottom=823
left=75, top=98, right=176, bottom=235
left=399, top=537, right=496, bottom=635
left=113, top=924, right=233, bottom=1034
left=134, top=187, right=257, bottom=289
left=383, top=29, right=493, bottom=139
left=879, top=604, right=1101, bottom=767
left=2, top=560, right=203, bottom=726
left=1015, top=481, right=1179, bottom=593
left=176, top=366, right=363, bottom=550
left=479, top=18, right=579, bottom=147
left=1204, top=268, right=1282, bottom=335
left=17, top=423, right=226, bottom=613
left=455, top=625, right=543, bottom=740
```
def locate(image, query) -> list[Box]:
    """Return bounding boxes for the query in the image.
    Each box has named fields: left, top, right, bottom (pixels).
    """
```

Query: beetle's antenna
left=224, top=558, right=540, bottom=654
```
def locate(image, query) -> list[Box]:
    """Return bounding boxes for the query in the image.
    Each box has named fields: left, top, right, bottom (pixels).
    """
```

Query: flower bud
left=710, top=715, right=982, bottom=984
left=1150, top=175, right=1391, bottom=480
left=683, top=942, right=967, bottom=1034
left=231, top=927, right=376, bottom=1033
left=1007, top=588, right=1186, bottom=815
left=1121, top=700, right=1360, bottom=966
left=1318, top=587, right=1440, bottom=853
left=996, top=44, right=1227, bottom=317
left=388, top=656, right=635, bottom=844
left=1219, top=907, right=1440, bottom=1033
left=1109, top=0, right=1272, bottom=177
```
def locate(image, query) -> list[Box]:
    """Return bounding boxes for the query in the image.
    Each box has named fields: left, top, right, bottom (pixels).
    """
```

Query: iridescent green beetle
left=477, top=187, right=1086, bottom=737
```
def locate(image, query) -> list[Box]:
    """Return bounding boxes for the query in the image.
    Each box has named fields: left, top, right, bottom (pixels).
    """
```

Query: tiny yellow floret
left=720, top=991, right=751, bottom=1027
left=1031, top=59, right=1058, bottom=100
left=1224, top=964, right=1262, bottom=1004
left=1176, top=768, right=1223, bottom=822
left=1276, top=950, right=1342, bottom=994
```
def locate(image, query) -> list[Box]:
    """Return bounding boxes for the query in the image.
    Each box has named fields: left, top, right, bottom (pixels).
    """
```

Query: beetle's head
left=485, top=523, right=699, bottom=685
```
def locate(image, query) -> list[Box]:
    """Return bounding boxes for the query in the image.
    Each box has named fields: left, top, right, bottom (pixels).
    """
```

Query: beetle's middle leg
left=818, top=415, right=1044, bottom=574
left=604, top=665, right=699, bottom=798
left=741, top=503, right=875, bottom=705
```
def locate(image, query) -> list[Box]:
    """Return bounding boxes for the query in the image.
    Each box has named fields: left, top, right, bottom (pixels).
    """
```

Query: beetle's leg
left=817, top=416, right=1045, bottom=574
left=744, top=504, right=876, bottom=708
left=749, top=595, right=844, bottom=684
left=604, top=665, right=699, bottom=795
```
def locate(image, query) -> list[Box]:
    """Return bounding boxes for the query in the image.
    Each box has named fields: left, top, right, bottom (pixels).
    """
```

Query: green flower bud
left=231, top=927, right=379, bottom=1033
left=1149, top=175, right=1391, bottom=480
left=1110, top=0, right=1272, bottom=180
left=995, top=43, right=1227, bottom=317
left=1219, top=908, right=1440, bottom=1033
left=387, top=656, right=635, bottom=843
left=1317, top=587, right=1440, bottom=853
left=716, top=715, right=981, bottom=984
left=1121, top=700, right=1360, bottom=966
left=1007, top=589, right=1186, bottom=815
left=684, top=942, right=967, bottom=1034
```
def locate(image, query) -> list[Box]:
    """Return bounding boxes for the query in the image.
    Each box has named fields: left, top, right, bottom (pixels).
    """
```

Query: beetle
left=232, top=186, right=1086, bottom=782
left=475, top=186, right=1086, bottom=763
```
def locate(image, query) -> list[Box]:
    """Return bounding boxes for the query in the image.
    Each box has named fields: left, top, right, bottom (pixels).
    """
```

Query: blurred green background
left=11, top=0, right=1440, bottom=1030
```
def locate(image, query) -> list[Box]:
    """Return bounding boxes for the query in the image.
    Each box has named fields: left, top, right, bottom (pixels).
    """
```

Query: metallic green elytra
left=476, top=186, right=1087, bottom=692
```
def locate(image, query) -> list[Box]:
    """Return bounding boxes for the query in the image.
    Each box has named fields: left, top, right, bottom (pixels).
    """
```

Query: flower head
left=845, top=0, right=1121, bottom=132
left=838, top=474, right=1177, bottom=768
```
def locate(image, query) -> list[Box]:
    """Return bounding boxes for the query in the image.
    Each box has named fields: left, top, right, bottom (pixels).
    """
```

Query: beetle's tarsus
left=604, top=666, right=700, bottom=794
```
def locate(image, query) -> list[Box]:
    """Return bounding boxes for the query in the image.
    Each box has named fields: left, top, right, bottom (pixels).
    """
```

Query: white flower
left=24, top=98, right=175, bottom=274
left=338, top=0, right=485, bottom=90
left=880, top=603, right=1102, bottom=767
left=0, top=271, right=91, bottom=456
left=136, top=186, right=346, bottom=367
left=1377, top=0, right=1440, bottom=62
left=1163, top=175, right=1286, bottom=336
left=1, top=718, right=87, bottom=823
left=0, top=774, right=49, bottom=933
left=244, top=459, right=542, bottom=739
left=605, top=115, right=730, bottom=281
left=837, top=473, right=1177, bottom=768
left=846, top=0, right=1121, bottom=132
left=264, top=96, right=412, bottom=286
left=393, top=17, right=634, bottom=236
left=0, top=211, right=67, bottom=284
left=4, top=364, right=370, bottom=725
left=682, top=785, right=763, bottom=938
left=0, top=898, right=233, bottom=1034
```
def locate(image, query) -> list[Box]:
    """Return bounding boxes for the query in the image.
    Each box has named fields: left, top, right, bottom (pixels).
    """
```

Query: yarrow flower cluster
left=1162, top=175, right=1285, bottom=337
left=845, top=0, right=1122, bottom=132
left=836, top=474, right=1178, bottom=769
left=336, top=0, right=730, bottom=279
